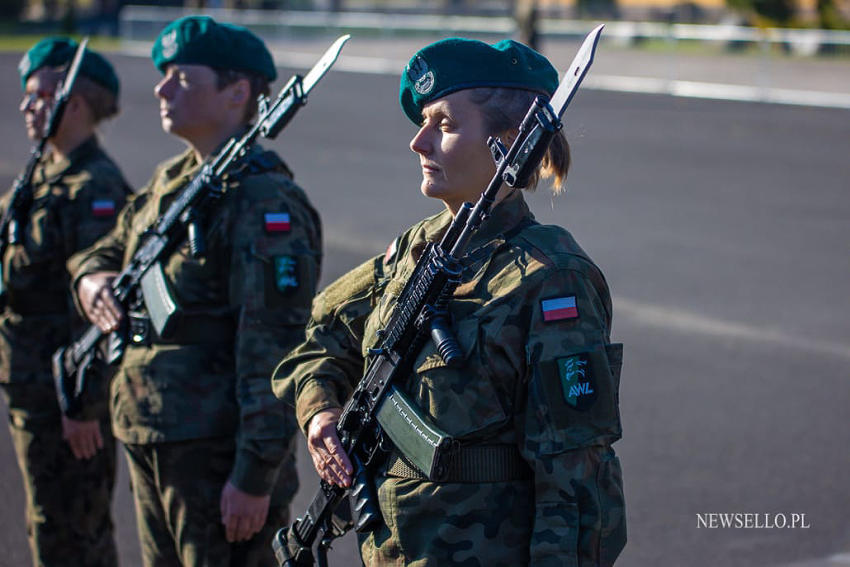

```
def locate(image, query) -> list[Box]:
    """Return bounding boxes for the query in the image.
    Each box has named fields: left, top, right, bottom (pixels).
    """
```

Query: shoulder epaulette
left=245, top=150, right=293, bottom=179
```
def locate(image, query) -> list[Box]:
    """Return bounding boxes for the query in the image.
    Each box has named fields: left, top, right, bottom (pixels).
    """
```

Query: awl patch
left=274, top=255, right=298, bottom=293
left=541, top=295, right=578, bottom=322
left=264, top=212, right=290, bottom=233
left=557, top=353, right=596, bottom=410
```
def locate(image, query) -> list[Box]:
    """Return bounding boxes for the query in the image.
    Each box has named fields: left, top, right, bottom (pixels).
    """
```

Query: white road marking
left=120, top=41, right=850, bottom=110
left=615, top=296, right=850, bottom=360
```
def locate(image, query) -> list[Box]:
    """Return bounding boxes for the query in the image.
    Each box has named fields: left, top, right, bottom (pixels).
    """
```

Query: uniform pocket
left=531, top=500, right=580, bottom=566
left=598, top=453, right=627, bottom=566
left=410, top=315, right=509, bottom=439
left=112, top=345, right=237, bottom=439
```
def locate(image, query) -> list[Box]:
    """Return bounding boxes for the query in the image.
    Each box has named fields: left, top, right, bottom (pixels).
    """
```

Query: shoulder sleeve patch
left=273, top=255, right=299, bottom=293
left=264, top=212, right=291, bottom=233
left=554, top=353, right=597, bottom=410
left=91, top=199, right=116, bottom=218
left=541, top=295, right=579, bottom=322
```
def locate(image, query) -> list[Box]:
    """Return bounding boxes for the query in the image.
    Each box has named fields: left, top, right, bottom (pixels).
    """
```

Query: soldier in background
left=274, top=38, right=626, bottom=565
left=515, top=0, right=541, bottom=51
left=0, top=38, right=129, bottom=567
left=69, top=16, right=322, bottom=567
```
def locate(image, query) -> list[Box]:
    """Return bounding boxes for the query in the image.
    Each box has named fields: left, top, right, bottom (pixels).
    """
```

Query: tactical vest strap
left=385, top=444, right=531, bottom=483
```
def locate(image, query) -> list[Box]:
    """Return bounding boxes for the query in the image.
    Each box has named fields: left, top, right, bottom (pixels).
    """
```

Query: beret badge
left=408, top=56, right=434, bottom=96
left=18, top=53, right=31, bottom=78
left=160, top=30, right=178, bottom=59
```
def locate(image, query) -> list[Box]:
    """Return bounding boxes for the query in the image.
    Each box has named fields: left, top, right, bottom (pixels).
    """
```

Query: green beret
left=151, top=16, right=277, bottom=82
left=18, top=37, right=120, bottom=96
left=399, top=38, right=558, bottom=124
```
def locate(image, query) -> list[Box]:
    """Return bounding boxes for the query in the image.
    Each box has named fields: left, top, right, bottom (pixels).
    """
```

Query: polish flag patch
left=91, top=199, right=115, bottom=217
left=264, top=212, right=291, bottom=233
left=541, top=296, right=579, bottom=322
left=384, top=237, right=398, bottom=264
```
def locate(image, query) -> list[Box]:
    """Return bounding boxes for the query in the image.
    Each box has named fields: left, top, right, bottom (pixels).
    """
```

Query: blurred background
left=0, top=0, right=849, bottom=566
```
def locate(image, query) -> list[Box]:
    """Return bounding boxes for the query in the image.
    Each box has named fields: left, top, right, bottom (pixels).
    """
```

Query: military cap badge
left=160, top=30, right=178, bottom=60
left=18, top=53, right=31, bottom=80
left=408, top=56, right=434, bottom=96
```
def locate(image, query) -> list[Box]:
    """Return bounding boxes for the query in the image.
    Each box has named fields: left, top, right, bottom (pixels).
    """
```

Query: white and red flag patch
left=91, top=199, right=115, bottom=217
left=264, top=212, right=291, bottom=233
left=541, top=296, right=579, bottom=322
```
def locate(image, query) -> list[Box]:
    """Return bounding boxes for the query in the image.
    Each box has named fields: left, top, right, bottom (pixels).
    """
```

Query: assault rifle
left=273, top=25, right=605, bottom=567
left=52, top=35, right=350, bottom=417
left=0, top=38, right=89, bottom=302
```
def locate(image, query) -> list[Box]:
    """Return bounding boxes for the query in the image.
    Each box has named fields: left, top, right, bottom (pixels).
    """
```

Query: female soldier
left=274, top=38, right=626, bottom=565
left=0, top=38, right=129, bottom=567
left=71, top=16, right=322, bottom=567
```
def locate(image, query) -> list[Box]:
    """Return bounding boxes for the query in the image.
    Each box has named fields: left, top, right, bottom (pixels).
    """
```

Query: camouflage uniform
left=0, top=136, right=129, bottom=567
left=274, top=190, right=626, bottom=566
left=69, top=144, right=322, bottom=567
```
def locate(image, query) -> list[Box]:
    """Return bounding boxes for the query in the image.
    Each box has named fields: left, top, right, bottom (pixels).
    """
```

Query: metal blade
left=302, top=34, right=351, bottom=95
left=548, top=24, right=604, bottom=118
left=57, top=37, right=89, bottom=99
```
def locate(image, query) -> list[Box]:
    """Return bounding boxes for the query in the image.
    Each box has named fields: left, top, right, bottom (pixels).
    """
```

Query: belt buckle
left=128, top=312, right=151, bottom=346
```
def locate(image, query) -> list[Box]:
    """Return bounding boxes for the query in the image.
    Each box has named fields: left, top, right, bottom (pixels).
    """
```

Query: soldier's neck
left=49, top=125, right=95, bottom=162
left=189, top=122, right=249, bottom=162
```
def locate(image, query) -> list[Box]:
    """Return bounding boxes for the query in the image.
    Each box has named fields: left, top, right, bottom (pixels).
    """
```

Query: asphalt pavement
left=0, top=37, right=848, bottom=567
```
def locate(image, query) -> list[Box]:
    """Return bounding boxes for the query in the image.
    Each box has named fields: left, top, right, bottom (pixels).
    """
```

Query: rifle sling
left=127, top=312, right=234, bottom=346
left=385, top=444, right=531, bottom=483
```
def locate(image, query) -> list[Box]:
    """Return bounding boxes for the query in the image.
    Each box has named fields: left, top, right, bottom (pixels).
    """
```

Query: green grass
left=0, top=34, right=122, bottom=53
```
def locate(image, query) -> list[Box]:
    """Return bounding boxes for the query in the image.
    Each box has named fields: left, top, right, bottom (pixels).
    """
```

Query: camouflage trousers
left=1, top=382, right=118, bottom=567
left=124, top=437, right=292, bottom=567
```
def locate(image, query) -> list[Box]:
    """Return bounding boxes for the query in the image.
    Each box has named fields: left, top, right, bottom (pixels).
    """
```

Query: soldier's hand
left=77, top=272, right=124, bottom=332
left=220, top=480, right=270, bottom=543
left=61, top=415, right=103, bottom=460
left=306, top=408, right=352, bottom=488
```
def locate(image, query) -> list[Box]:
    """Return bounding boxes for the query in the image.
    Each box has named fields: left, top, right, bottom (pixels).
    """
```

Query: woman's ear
left=500, top=128, right=519, bottom=147
left=228, top=78, right=250, bottom=108
left=65, top=94, right=91, bottom=122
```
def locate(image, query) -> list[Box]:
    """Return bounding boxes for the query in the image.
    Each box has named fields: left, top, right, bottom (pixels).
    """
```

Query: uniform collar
left=467, top=189, right=533, bottom=250
left=424, top=189, right=533, bottom=250
left=39, top=135, right=100, bottom=183
left=159, top=129, right=255, bottom=196
left=158, top=147, right=203, bottom=197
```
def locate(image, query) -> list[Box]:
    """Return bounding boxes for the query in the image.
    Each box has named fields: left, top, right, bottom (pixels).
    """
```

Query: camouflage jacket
left=273, top=190, right=626, bottom=566
left=0, top=136, right=129, bottom=418
left=69, top=145, right=322, bottom=497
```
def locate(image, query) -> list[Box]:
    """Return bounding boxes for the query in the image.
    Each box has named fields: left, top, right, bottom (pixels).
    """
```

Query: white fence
left=120, top=5, right=850, bottom=56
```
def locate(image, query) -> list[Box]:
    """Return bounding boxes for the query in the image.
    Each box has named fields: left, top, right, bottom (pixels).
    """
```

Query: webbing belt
left=385, top=445, right=531, bottom=483
left=128, top=312, right=234, bottom=346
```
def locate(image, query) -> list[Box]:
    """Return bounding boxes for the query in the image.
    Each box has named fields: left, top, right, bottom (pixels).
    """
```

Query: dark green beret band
left=19, top=37, right=120, bottom=96
left=399, top=37, right=559, bottom=124
left=151, top=15, right=277, bottom=82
